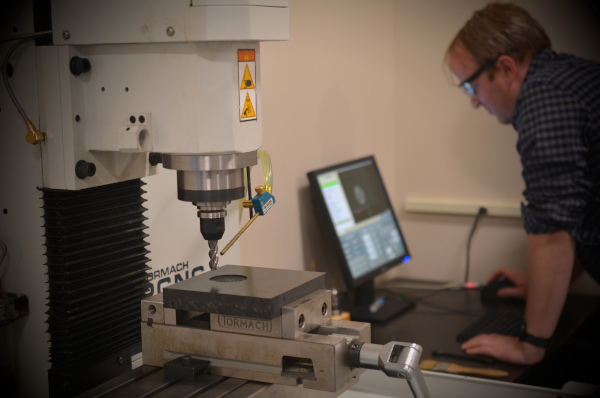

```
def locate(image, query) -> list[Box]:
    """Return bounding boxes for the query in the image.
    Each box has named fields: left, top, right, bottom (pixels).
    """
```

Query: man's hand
left=461, top=334, right=545, bottom=365
left=488, top=268, right=528, bottom=300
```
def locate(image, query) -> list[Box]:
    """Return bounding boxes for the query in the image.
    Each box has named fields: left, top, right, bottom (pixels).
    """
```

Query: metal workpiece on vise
left=348, top=341, right=430, bottom=398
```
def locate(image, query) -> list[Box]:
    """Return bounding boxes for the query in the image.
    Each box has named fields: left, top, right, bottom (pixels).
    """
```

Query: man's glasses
left=459, top=49, right=516, bottom=97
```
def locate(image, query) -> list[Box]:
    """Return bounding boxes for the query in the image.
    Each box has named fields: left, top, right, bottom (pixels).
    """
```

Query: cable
left=464, top=207, right=487, bottom=284
left=0, top=240, right=6, bottom=265
left=2, top=32, right=51, bottom=123
left=0, top=240, right=7, bottom=296
left=0, top=30, right=52, bottom=43
left=1, top=31, right=51, bottom=144
left=246, top=167, right=254, bottom=219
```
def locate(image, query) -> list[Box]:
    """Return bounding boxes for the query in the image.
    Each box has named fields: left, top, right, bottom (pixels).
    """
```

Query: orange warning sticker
left=241, top=92, right=256, bottom=119
left=238, top=49, right=257, bottom=121
left=240, top=64, right=255, bottom=89
left=238, top=50, right=255, bottom=62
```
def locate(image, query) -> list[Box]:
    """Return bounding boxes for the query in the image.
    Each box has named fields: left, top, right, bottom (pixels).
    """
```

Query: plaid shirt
left=513, top=48, right=600, bottom=283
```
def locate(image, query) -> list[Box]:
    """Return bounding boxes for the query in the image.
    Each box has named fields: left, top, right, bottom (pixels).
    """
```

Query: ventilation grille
left=43, top=179, right=150, bottom=396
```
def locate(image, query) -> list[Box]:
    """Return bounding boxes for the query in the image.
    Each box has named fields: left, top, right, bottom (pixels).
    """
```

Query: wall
left=241, top=0, right=600, bottom=293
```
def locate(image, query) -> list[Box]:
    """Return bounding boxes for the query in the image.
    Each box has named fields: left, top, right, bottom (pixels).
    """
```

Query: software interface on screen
left=316, top=159, right=408, bottom=280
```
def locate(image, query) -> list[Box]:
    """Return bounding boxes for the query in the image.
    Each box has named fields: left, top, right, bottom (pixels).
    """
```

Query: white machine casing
left=40, top=0, right=289, bottom=190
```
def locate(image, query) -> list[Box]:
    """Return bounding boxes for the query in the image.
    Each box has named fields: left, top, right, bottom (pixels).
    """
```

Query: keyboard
left=456, top=306, right=524, bottom=342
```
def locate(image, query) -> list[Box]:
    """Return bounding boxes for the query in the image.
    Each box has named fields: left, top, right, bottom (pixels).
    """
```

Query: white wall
left=241, top=0, right=600, bottom=293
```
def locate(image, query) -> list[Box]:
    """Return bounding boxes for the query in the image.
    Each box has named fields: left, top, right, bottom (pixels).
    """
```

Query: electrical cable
left=246, top=167, right=254, bottom=219
left=0, top=240, right=7, bottom=296
left=464, top=207, right=487, bottom=284
left=0, top=240, right=6, bottom=268
left=2, top=32, right=51, bottom=124
left=0, top=30, right=52, bottom=43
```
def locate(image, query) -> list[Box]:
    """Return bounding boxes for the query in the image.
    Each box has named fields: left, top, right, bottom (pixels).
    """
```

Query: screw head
left=62, top=30, right=71, bottom=40
left=166, top=26, right=175, bottom=36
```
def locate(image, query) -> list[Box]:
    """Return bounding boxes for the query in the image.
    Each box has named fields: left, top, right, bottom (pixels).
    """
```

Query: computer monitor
left=307, top=156, right=413, bottom=322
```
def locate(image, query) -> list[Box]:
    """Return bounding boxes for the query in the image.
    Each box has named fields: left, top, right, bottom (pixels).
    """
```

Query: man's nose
left=470, top=97, right=481, bottom=109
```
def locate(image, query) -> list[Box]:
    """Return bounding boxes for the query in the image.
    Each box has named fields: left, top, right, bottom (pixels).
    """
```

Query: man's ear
left=497, top=55, right=519, bottom=81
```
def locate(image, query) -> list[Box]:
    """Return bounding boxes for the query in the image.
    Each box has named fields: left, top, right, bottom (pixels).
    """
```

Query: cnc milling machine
left=0, top=1, right=428, bottom=397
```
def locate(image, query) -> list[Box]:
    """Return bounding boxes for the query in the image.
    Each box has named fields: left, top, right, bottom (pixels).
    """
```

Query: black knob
left=75, top=160, right=96, bottom=179
left=70, top=56, right=91, bottom=76
left=149, top=152, right=162, bottom=166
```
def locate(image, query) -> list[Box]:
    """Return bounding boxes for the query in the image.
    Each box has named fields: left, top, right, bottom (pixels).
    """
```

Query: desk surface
left=367, top=286, right=600, bottom=388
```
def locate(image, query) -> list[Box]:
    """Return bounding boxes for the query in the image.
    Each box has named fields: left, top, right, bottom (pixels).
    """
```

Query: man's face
left=448, top=43, right=516, bottom=124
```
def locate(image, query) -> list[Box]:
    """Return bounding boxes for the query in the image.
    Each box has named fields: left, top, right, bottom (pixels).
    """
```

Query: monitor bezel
left=306, top=155, right=410, bottom=291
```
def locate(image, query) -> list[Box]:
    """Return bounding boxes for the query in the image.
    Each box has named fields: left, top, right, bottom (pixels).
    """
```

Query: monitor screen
left=307, top=156, right=411, bottom=292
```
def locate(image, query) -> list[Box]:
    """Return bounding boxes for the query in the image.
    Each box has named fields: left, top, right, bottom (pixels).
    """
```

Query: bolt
left=148, top=305, right=156, bottom=315
left=116, top=356, right=124, bottom=365
left=182, top=356, right=192, bottom=365
left=298, top=314, right=305, bottom=329
left=166, top=26, right=175, bottom=37
left=322, top=303, right=328, bottom=316
left=62, top=30, right=70, bottom=40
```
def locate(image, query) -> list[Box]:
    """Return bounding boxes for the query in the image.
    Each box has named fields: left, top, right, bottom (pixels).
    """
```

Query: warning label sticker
left=240, top=64, right=255, bottom=90
left=241, top=92, right=256, bottom=119
left=238, top=49, right=257, bottom=121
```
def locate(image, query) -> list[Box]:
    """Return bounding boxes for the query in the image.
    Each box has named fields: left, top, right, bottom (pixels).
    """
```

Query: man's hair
left=448, top=2, right=551, bottom=67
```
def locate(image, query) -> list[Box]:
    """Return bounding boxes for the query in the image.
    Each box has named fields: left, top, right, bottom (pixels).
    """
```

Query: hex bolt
left=166, top=26, right=175, bottom=36
left=75, top=160, right=96, bottom=179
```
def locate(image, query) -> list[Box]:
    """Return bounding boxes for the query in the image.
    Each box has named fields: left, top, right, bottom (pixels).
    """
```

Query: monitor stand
left=350, top=280, right=415, bottom=323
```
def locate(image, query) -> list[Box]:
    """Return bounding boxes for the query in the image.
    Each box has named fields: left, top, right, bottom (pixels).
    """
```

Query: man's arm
left=525, top=230, right=575, bottom=339
left=461, top=230, right=575, bottom=364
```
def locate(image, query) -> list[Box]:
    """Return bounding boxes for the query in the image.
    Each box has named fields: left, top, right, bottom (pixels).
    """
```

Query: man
left=446, top=3, right=600, bottom=365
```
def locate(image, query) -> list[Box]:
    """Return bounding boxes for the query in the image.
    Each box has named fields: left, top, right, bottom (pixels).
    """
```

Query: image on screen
left=313, top=158, right=408, bottom=282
